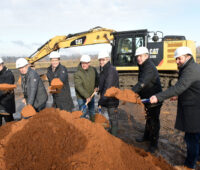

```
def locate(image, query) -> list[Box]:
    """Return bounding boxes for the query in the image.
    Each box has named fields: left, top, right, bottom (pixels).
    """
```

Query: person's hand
left=22, top=98, right=27, bottom=105
left=150, top=95, right=158, bottom=104
left=170, top=96, right=178, bottom=101
left=94, top=87, right=99, bottom=92
left=86, top=97, right=91, bottom=104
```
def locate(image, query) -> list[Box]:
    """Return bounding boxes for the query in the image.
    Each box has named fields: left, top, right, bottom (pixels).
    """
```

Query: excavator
left=26, top=26, right=196, bottom=88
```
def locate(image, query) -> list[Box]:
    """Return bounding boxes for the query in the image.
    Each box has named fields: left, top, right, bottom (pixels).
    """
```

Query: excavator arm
left=27, top=27, right=115, bottom=64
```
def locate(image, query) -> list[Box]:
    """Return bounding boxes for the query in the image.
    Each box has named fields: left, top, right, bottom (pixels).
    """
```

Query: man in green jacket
left=74, top=55, right=98, bottom=121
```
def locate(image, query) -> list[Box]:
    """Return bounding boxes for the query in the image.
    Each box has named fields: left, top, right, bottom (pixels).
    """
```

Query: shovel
left=81, top=91, right=96, bottom=118
left=141, top=99, right=150, bottom=103
left=0, top=112, right=10, bottom=116
left=98, top=105, right=102, bottom=114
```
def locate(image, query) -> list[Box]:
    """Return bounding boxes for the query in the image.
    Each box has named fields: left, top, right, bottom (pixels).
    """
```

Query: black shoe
left=135, top=137, right=148, bottom=143
left=148, top=146, right=158, bottom=153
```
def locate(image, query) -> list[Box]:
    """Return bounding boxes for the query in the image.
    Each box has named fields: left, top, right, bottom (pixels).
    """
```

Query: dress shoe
left=147, top=145, right=158, bottom=153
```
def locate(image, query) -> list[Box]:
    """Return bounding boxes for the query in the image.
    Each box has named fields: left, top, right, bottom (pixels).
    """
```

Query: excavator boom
left=27, top=27, right=115, bottom=64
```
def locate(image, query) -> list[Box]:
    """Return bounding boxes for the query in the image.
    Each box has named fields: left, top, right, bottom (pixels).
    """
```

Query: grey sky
left=0, top=0, right=199, bottom=57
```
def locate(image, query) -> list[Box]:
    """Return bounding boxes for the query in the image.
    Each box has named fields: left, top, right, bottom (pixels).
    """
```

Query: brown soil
left=104, top=86, right=121, bottom=97
left=21, top=105, right=37, bottom=117
left=105, top=87, right=142, bottom=104
left=51, top=78, right=63, bottom=89
left=94, top=113, right=110, bottom=128
left=0, top=108, right=175, bottom=170
left=71, top=110, right=83, bottom=118
left=48, top=78, right=63, bottom=93
left=0, top=84, right=17, bottom=91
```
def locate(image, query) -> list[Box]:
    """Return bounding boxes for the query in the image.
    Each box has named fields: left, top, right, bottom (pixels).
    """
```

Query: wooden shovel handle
left=85, top=91, right=96, bottom=105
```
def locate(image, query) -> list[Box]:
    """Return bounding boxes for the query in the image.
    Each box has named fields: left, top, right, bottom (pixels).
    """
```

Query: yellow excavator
left=26, top=26, right=196, bottom=88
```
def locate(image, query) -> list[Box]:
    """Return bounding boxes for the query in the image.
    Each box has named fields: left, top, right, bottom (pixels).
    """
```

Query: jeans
left=77, top=97, right=95, bottom=118
left=184, top=132, right=200, bottom=169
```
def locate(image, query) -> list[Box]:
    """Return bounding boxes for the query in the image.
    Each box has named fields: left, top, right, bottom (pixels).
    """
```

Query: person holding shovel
left=98, top=51, right=119, bottom=136
left=16, top=58, right=48, bottom=112
left=132, top=47, right=162, bottom=153
left=150, top=47, right=200, bottom=170
left=0, top=58, right=15, bottom=125
left=47, top=51, right=74, bottom=112
left=74, top=55, right=98, bottom=121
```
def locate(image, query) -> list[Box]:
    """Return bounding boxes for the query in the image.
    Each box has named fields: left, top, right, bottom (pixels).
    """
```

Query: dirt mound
left=0, top=108, right=175, bottom=170
left=71, top=110, right=83, bottom=118
left=21, top=105, right=36, bottom=117
left=0, top=84, right=16, bottom=91
left=105, top=87, right=142, bottom=104
left=94, top=113, right=110, bottom=128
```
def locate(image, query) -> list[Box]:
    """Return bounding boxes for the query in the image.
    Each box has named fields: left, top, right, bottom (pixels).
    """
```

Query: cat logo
left=149, top=48, right=159, bottom=59
left=75, top=39, right=83, bottom=45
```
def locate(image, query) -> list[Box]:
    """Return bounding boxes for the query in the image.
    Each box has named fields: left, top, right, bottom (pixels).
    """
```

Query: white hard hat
left=98, top=51, right=110, bottom=59
left=174, top=47, right=193, bottom=59
left=80, top=55, right=91, bottom=62
left=0, top=58, right=3, bottom=64
left=49, top=51, right=60, bottom=59
left=135, top=47, right=149, bottom=56
left=16, top=58, right=28, bottom=69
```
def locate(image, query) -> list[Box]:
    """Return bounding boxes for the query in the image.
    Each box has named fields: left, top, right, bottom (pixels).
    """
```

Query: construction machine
left=27, top=26, right=196, bottom=88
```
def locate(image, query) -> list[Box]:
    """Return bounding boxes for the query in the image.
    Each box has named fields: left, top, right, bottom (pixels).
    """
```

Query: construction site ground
left=10, top=70, right=200, bottom=169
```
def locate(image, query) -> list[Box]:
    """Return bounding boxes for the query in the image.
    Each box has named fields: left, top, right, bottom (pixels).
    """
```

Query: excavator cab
left=111, top=29, right=147, bottom=67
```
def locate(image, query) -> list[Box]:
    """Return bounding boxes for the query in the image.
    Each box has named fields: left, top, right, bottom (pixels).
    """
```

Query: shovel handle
left=85, top=91, right=96, bottom=105
left=0, top=112, right=10, bottom=116
left=141, top=99, right=150, bottom=103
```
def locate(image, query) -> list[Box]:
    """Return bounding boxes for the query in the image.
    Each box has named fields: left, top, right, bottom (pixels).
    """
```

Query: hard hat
left=0, top=58, right=3, bottom=64
left=135, top=47, right=149, bottom=56
left=16, top=58, right=28, bottom=69
left=49, top=51, right=60, bottom=59
left=174, top=47, right=193, bottom=58
left=80, top=55, right=91, bottom=62
left=98, top=51, right=110, bottom=59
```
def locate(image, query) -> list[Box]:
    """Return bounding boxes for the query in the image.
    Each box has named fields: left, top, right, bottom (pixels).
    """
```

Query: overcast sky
left=0, top=0, right=199, bottom=57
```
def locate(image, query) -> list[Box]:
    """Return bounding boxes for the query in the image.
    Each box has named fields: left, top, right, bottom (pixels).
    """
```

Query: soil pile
left=105, top=87, right=142, bottom=104
left=21, top=105, right=36, bottom=117
left=0, top=108, right=175, bottom=170
left=94, top=113, right=110, bottom=128
left=71, top=110, right=83, bottom=118
left=49, top=78, right=63, bottom=93
left=0, top=84, right=17, bottom=91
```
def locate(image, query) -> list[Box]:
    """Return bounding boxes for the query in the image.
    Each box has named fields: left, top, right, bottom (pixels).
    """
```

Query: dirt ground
left=11, top=69, right=200, bottom=169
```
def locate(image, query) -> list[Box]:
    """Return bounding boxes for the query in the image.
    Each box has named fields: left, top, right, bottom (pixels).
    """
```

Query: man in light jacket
left=16, top=58, right=48, bottom=112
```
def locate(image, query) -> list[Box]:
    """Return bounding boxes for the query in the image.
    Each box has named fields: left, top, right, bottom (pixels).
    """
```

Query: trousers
left=144, top=105, right=162, bottom=147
